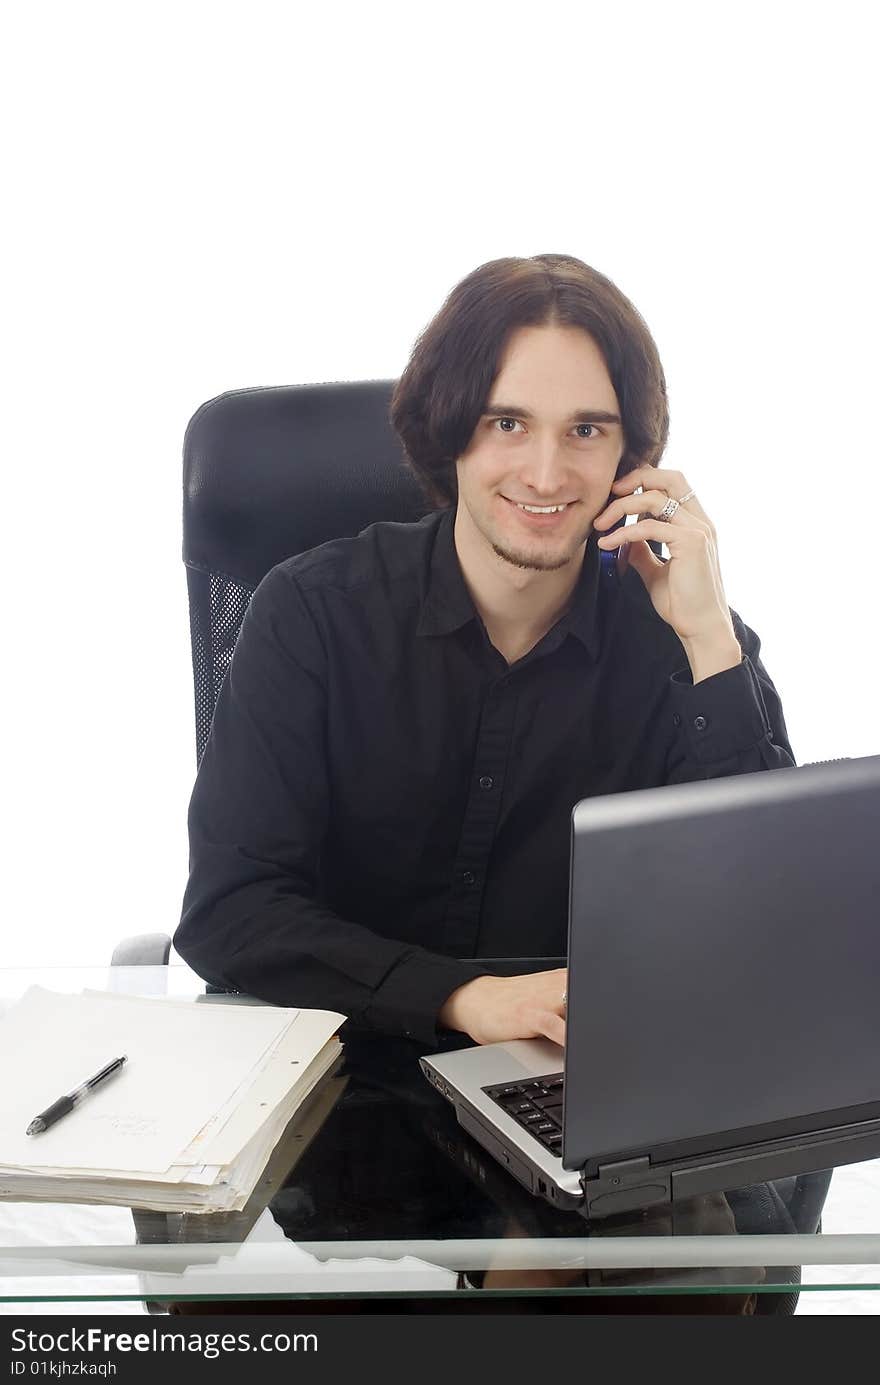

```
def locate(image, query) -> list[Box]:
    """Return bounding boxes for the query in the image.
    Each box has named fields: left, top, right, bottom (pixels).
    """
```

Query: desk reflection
left=152, top=1034, right=822, bottom=1315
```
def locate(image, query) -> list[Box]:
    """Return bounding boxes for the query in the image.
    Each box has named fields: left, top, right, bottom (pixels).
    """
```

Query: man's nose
left=518, top=441, right=570, bottom=497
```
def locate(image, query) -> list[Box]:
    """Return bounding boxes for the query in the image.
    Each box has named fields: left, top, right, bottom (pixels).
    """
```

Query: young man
left=174, top=254, right=793, bottom=1049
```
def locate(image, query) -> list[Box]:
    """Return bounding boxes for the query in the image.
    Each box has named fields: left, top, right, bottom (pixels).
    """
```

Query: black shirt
left=174, top=508, right=794, bottom=1045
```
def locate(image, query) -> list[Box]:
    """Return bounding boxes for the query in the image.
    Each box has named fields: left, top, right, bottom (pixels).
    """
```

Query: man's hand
left=593, top=466, right=742, bottom=684
left=437, top=969, right=567, bottom=1047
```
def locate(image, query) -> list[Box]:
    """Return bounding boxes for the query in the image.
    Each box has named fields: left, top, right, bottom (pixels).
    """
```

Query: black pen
left=25, top=1056, right=128, bottom=1136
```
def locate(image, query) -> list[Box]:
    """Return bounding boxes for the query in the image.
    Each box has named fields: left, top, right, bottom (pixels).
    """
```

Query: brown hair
left=389, top=253, right=669, bottom=507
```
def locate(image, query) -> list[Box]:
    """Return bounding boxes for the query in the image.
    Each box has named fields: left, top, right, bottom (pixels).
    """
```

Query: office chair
left=112, top=379, right=830, bottom=1315
left=112, top=379, right=427, bottom=952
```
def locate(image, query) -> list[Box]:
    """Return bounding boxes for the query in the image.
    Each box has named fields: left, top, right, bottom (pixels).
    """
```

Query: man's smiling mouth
left=501, top=497, right=578, bottom=515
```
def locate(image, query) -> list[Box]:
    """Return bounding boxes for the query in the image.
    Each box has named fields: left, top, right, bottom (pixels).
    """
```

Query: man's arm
left=174, top=565, right=489, bottom=1047
left=664, top=610, right=796, bottom=782
left=596, top=465, right=795, bottom=782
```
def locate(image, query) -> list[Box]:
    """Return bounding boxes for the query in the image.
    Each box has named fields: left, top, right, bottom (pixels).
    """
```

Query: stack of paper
left=0, top=987, right=345, bottom=1213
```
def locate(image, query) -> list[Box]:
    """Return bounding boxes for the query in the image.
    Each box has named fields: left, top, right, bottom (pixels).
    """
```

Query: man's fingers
left=618, top=538, right=663, bottom=589
left=537, top=1010, right=566, bottom=1048
left=597, top=489, right=697, bottom=528
left=597, top=519, right=711, bottom=554
left=610, top=469, right=712, bottom=527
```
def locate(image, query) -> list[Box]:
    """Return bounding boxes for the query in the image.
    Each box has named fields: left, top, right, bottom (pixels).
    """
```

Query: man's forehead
left=490, top=328, right=620, bottom=417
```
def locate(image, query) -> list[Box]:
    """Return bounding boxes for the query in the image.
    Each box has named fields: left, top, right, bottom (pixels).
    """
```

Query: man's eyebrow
left=483, top=403, right=622, bottom=425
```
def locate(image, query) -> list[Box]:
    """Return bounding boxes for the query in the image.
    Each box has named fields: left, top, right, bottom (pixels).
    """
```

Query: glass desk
left=2, top=966, right=879, bottom=1314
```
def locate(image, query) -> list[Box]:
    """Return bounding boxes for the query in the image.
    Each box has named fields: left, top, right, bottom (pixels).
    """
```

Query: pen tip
left=26, top=1119, right=45, bottom=1136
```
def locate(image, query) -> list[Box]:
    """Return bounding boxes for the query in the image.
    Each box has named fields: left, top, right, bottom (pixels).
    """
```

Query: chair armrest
left=110, top=933, right=172, bottom=967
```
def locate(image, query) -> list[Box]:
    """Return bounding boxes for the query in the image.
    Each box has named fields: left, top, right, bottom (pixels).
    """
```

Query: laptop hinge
left=580, top=1157, right=671, bottom=1218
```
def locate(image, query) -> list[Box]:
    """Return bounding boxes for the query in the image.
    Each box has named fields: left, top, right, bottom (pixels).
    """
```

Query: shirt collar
left=417, top=507, right=604, bottom=659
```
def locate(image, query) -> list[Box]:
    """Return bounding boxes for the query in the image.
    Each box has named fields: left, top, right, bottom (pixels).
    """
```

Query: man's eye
left=490, top=418, right=600, bottom=438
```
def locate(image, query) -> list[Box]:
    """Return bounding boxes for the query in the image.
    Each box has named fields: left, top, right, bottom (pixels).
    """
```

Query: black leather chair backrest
left=182, top=380, right=431, bottom=764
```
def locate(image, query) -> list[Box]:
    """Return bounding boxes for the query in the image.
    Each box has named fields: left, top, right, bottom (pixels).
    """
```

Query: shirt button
left=462, top=870, right=476, bottom=886
left=479, top=776, right=494, bottom=790
left=694, top=715, right=708, bottom=731
left=673, top=713, right=682, bottom=728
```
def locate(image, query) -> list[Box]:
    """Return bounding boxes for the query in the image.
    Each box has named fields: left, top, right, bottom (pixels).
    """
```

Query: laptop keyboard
left=482, top=1073, right=564, bottom=1156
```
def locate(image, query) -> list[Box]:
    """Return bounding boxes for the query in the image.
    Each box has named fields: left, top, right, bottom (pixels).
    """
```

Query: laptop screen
left=563, top=755, right=880, bottom=1172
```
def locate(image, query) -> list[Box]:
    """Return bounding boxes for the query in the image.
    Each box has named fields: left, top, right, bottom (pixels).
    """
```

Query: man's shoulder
left=268, top=509, right=446, bottom=600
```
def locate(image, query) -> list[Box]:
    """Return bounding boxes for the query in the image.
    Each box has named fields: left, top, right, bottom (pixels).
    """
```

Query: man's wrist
left=680, top=627, right=742, bottom=684
left=438, top=975, right=489, bottom=1031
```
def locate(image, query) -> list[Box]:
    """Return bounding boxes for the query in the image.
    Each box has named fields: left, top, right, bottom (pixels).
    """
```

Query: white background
left=4, top=0, right=878, bottom=969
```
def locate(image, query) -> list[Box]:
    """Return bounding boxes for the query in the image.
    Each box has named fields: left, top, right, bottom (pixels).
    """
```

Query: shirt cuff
left=359, top=949, right=493, bottom=1048
left=669, top=654, right=773, bottom=766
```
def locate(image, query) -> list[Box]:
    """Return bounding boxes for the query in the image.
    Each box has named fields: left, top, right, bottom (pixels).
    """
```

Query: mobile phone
left=598, top=485, right=642, bottom=580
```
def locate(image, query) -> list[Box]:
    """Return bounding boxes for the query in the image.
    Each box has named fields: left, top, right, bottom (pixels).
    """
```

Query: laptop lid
left=562, top=755, right=880, bottom=1174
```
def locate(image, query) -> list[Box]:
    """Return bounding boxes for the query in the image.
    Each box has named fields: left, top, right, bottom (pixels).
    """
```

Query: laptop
left=421, top=755, right=880, bottom=1218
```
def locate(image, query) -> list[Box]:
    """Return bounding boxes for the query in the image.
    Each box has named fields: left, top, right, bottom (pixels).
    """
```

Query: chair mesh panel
left=186, top=566, right=254, bottom=766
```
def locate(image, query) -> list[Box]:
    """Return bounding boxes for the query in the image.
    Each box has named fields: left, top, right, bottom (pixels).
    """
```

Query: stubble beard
left=489, top=539, right=576, bottom=572
left=488, top=512, right=593, bottom=573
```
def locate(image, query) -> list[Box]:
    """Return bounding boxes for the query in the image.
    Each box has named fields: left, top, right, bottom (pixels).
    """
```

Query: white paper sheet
left=78, top=990, right=345, bottom=1166
left=0, top=987, right=296, bottom=1173
left=76, top=986, right=343, bottom=1168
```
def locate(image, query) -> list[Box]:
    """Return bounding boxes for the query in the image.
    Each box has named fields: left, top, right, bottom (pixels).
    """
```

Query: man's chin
left=489, top=539, right=581, bottom=573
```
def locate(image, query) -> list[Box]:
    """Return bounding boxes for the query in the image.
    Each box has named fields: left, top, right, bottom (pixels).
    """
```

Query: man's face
left=454, top=323, right=626, bottom=574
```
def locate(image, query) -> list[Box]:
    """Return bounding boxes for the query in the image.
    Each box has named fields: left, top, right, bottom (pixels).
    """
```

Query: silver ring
left=561, top=991, right=567, bottom=1009
left=655, top=496, right=680, bottom=522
